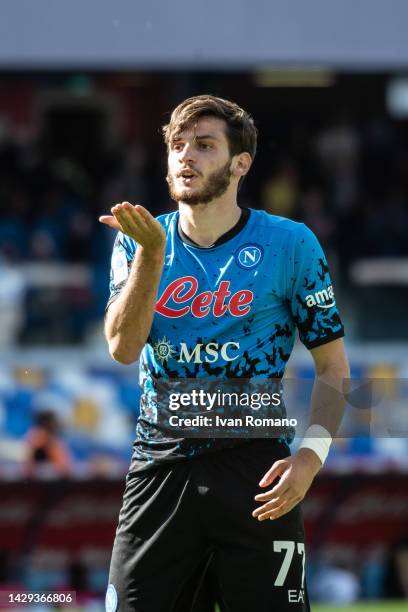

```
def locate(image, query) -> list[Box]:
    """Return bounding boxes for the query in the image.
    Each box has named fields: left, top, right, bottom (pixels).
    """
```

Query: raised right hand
left=99, top=202, right=166, bottom=255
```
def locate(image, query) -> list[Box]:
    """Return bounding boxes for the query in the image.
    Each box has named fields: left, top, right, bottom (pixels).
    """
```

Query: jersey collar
left=177, top=207, right=251, bottom=249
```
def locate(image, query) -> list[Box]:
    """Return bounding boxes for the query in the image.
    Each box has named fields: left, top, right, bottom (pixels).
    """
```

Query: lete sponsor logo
left=155, top=276, right=253, bottom=318
left=305, top=285, right=336, bottom=309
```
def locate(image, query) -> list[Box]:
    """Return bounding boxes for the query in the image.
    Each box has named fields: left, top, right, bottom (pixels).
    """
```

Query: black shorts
left=107, top=440, right=310, bottom=612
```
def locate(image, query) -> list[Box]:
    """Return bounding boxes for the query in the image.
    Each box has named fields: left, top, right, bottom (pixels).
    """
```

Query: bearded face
left=167, top=158, right=233, bottom=206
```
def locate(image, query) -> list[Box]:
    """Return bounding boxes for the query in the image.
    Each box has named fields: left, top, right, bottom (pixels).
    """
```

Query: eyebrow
left=194, top=134, right=218, bottom=141
left=172, top=134, right=219, bottom=142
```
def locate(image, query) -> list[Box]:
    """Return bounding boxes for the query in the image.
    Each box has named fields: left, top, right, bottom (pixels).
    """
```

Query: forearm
left=105, top=247, right=165, bottom=364
left=309, top=360, right=350, bottom=438
left=298, top=341, right=350, bottom=469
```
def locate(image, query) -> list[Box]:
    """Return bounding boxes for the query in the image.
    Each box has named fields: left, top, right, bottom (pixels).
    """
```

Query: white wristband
left=298, top=424, right=332, bottom=466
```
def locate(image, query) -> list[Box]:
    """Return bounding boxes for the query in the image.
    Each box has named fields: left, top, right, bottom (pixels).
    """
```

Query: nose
left=179, top=142, right=196, bottom=164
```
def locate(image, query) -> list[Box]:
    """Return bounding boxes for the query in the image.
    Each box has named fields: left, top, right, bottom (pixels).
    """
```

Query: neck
left=178, top=193, right=241, bottom=247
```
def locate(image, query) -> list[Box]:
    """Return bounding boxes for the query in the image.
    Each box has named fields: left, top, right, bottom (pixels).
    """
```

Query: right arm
left=100, top=202, right=166, bottom=364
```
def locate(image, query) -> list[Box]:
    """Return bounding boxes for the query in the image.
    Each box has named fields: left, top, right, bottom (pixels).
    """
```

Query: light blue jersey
left=108, top=208, right=344, bottom=471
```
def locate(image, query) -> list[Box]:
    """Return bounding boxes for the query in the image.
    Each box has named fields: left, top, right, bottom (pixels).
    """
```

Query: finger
left=111, top=202, right=140, bottom=218
left=256, top=495, right=300, bottom=521
left=113, top=202, right=145, bottom=218
left=113, top=206, right=140, bottom=226
left=252, top=489, right=291, bottom=517
left=125, top=204, right=149, bottom=228
left=254, top=483, right=291, bottom=502
left=259, top=459, right=287, bottom=487
left=111, top=202, right=136, bottom=218
left=252, top=497, right=279, bottom=517
left=114, top=207, right=145, bottom=236
left=261, top=497, right=301, bottom=522
left=257, top=501, right=290, bottom=521
left=99, top=215, right=122, bottom=231
left=268, top=475, right=291, bottom=497
left=133, top=204, right=154, bottom=222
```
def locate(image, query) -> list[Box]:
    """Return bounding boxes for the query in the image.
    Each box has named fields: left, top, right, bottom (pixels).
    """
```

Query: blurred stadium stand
left=1, top=72, right=408, bottom=342
left=0, top=0, right=407, bottom=608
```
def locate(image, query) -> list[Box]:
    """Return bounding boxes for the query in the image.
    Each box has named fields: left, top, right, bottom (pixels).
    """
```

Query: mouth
left=176, top=170, right=199, bottom=187
left=179, top=176, right=198, bottom=186
left=178, top=168, right=199, bottom=179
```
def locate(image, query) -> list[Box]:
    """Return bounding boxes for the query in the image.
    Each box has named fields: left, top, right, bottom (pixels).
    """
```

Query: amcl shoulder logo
left=305, top=285, right=336, bottom=309
left=235, top=243, right=264, bottom=269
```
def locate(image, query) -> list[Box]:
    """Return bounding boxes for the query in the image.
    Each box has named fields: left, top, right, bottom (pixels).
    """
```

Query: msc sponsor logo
left=153, top=337, right=240, bottom=364
left=178, top=341, right=240, bottom=364
left=305, top=285, right=336, bottom=309
left=235, top=243, right=264, bottom=269
left=155, top=276, right=253, bottom=318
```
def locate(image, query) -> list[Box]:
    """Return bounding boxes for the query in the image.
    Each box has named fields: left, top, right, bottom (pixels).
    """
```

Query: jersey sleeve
left=286, top=223, right=345, bottom=349
left=106, top=232, right=137, bottom=310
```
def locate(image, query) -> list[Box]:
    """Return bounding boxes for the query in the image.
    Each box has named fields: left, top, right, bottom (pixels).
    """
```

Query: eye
left=171, top=142, right=183, bottom=152
left=197, top=142, right=211, bottom=150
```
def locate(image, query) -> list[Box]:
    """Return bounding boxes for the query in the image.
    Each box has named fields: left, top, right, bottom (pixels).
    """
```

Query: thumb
left=259, top=459, right=287, bottom=487
left=99, top=215, right=121, bottom=231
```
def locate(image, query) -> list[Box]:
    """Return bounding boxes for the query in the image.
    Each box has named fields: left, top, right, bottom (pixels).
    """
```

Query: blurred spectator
left=364, top=189, right=408, bottom=256
left=0, top=189, right=29, bottom=259
left=384, top=535, right=408, bottom=599
left=0, top=75, right=407, bottom=343
left=0, top=549, right=24, bottom=593
left=101, top=143, right=148, bottom=210
left=315, top=115, right=360, bottom=212
left=29, top=189, right=66, bottom=260
left=298, top=187, right=334, bottom=248
left=24, top=410, right=73, bottom=478
left=62, top=558, right=101, bottom=607
left=261, top=161, right=299, bottom=217
left=66, top=210, right=94, bottom=262
left=0, top=252, right=26, bottom=346
left=312, top=561, right=360, bottom=604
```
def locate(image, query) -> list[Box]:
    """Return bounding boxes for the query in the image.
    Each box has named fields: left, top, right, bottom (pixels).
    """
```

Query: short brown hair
left=162, top=94, right=257, bottom=161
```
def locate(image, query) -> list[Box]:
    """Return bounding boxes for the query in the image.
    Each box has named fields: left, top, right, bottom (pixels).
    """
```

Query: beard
left=167, top=159, right=232, bottom=206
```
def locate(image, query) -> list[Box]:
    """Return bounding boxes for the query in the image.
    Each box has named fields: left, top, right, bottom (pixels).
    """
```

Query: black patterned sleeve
left=106, top=232, right=137, bottom=310
left=287, top=223, right=345, bottom=349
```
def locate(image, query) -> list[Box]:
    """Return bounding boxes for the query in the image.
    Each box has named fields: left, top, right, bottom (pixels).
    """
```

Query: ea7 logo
left=305, top=285, right=335, bottom=309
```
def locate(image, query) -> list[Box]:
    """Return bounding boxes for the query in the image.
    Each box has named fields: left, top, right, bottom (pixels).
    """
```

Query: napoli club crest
left=235, top=244, right=264, bottom=269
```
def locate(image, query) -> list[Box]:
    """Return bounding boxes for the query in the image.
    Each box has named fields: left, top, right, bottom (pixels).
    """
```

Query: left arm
left=252, top=338, right=349, bottom=521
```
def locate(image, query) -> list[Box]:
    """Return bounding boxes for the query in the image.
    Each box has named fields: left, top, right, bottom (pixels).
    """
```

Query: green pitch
left=314, top=604, right=406, bottom=612
left=216, top=603, right=405, bottom=612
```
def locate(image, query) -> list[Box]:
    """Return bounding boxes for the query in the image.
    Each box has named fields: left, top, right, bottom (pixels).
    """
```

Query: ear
left=231, top=152, right=252, bottom=178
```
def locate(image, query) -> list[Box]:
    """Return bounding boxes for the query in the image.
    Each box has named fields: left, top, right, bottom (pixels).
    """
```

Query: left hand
left=252, top=448, right=321, bottom=521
